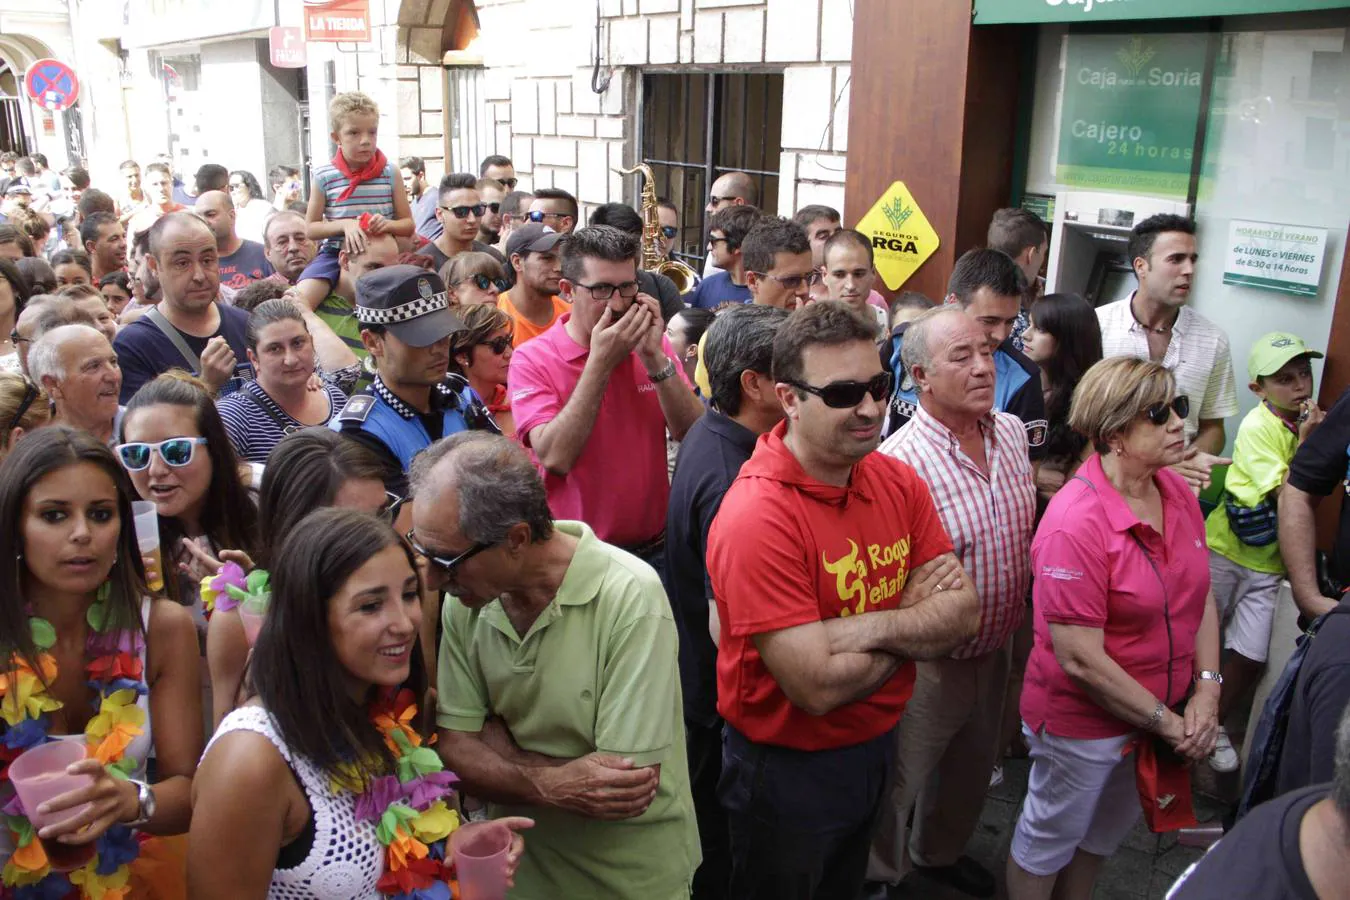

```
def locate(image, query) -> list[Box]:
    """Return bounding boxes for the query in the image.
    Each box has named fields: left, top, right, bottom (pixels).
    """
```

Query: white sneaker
left=989, top=764, right=1004, bottom=788
left=1209, top=727, right=1239, bottom=773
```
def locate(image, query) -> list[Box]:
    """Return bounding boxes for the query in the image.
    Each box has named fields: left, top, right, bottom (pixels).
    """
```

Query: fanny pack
left=1224, top=493, right=1279, bottom=546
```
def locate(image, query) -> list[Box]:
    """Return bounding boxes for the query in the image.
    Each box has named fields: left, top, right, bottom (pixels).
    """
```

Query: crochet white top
left=207, top=706, right=384, bottom=899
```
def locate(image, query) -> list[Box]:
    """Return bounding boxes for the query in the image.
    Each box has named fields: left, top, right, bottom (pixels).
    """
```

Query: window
left=641, top=73, right=783, bottom=267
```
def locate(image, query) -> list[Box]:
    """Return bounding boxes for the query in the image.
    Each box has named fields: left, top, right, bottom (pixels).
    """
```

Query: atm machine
left=1044, top=191, right=1191, bottom=307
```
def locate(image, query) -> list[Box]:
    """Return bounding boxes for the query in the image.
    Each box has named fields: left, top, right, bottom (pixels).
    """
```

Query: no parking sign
left=25, top=59, right=80, bottom=113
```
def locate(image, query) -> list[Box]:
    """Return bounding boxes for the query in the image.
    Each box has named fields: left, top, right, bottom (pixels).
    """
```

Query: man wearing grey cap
left=500, top=223, right=568, bottom=347
left=332, top=264, right=499, bottom=495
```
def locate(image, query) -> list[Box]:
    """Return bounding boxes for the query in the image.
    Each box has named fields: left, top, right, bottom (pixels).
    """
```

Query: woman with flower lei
left=0, top=427, right=203, bottom=899
left=189, top=508, right=530, bottom=899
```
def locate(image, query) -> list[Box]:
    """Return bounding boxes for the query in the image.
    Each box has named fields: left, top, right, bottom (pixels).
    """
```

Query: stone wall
left=330, top=0, right=853, bottom=219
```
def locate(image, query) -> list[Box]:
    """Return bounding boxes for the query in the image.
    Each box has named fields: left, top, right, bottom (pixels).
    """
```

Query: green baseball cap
left=1248, top=331, right=1323, bottom=382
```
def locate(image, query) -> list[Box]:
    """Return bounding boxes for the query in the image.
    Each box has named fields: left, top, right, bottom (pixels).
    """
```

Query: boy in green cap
left=1205, top=331, right=1326, bottom=773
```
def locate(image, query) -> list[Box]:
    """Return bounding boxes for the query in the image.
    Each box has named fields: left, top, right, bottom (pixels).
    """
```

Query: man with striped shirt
left=871, top=307, right=1037, bottom=898
left=1097, top=214, right=1237, bottom=488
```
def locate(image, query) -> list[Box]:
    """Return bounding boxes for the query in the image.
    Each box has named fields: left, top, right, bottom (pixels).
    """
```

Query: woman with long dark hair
left=205, top=428, right=396, bottom=727
left=118, top=373, right=259, bottom=627
left=0, top=426, right=201, bottom=896
left=1021, top=292, right=1103, bottom=499
left=188, top=508, right=530, bottom=898
left=227, top=170, right=274, bottom=244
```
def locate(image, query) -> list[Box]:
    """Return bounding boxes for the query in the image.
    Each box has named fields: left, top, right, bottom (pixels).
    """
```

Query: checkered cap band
left=356, top=291, right=450, bottom=325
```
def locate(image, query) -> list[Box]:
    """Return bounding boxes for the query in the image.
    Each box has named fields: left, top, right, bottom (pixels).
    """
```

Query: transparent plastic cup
left=237, top=593, right=268, bottom=646
left=132, top=501, right=164, bottom=592
left=450, top=821, right=512, bottom=900
left=9, top=741, right=97, bottom=872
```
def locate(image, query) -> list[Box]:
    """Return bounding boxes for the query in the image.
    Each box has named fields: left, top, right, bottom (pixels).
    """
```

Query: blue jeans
left=719, top=724, right=895, bottom=900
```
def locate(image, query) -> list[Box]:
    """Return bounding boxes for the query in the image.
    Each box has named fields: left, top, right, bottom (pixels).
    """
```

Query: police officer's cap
left=354, top=264, right=464, bottom=348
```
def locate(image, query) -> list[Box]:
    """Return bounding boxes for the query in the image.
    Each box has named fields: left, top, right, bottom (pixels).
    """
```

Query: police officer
left=333, top=264, right=499, bottom=496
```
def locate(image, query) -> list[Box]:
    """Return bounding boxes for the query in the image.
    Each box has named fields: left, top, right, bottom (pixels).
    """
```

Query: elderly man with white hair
left=28, top=323, right=124, bottom=444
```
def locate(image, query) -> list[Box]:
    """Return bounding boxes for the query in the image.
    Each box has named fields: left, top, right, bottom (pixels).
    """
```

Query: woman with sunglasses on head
left=0, top=427, right=202, bottom=897
left=1007, top=356, right=1221, bottom=900
left=205, top=428, right=415, bottom=728
left=0, top=372, right=51, bottom=456
left=189, top=507, right=531, bottom=899
left=449, top=303, right=516, bottom=439
left=227, top=170, right=273, bottom=244
left=118, top=373, right=259, bottom=637
left=216, top=299, right=349, bottom=464
left=1020, top=293, right=1103, bottom=501
left=440, top=250, right=510, bottom=307
left=0, top=257, right=31, bottom=373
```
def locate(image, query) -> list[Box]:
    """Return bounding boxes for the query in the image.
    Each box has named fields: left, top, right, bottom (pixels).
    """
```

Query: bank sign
left=1056, top=34, right=1206, bottom=198
left=974, top=0, right=1350, bottom=24
left=1222, top=220, right=1329, bottom=297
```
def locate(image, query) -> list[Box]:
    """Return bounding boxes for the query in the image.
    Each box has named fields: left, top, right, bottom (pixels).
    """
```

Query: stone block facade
left=326, top=0, right=852, bottom=222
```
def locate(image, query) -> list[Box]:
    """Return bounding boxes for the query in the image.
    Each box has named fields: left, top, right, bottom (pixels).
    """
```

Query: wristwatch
left=1196, top=670, right=1224, bottom=685
left=125, top=779, right=155, bottom=828
left=647, top=359, right=678, bottom=384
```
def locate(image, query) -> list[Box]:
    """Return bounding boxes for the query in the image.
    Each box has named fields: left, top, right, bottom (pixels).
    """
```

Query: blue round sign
left=25, top=59, right=80, bottom=112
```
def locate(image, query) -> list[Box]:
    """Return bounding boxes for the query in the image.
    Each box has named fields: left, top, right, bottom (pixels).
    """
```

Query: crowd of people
left=0, top=86, right=1347, bottom=900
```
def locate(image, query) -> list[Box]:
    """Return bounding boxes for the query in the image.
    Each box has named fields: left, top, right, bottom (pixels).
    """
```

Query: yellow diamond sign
left=856, top=181, right=940, bottom=291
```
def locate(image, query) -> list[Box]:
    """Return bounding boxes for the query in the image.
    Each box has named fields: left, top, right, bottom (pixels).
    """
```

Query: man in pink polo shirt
left=508, top=225, right=705, bottom=572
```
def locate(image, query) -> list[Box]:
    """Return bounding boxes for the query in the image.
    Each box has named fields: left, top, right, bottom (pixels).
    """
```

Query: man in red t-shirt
left=707, top=302, right=979, bottom=899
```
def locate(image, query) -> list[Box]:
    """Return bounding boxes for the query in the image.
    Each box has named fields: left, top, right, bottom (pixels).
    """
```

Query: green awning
left=973, top=0, right=1350, bottom=25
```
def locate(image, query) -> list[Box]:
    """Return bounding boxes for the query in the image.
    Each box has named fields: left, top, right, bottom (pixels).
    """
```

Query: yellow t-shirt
left=1205, top=403, right=1298, bottom=575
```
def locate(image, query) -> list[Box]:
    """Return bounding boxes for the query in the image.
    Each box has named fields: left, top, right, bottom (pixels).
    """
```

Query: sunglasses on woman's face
left=481, top=335, right=513, bottom=355
left=1142, top=395, right=1190, bottom=427
left=459, top=274, right=511, bottom=293
left=116, top=437, right=208, bottom=471
left=786, top=372, right=893, bottom=409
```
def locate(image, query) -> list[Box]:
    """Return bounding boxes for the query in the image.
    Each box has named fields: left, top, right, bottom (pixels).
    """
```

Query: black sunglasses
left=497, top=178, right=518, bottom=189
left=406, top=529, right=495, bottom=577
left=378, top=492, right=407, bottom=524
left=459, top=273, right=511, bottom=293
left=786, top=372, right=893, bottom=409
left=441, top=204, right=486, bottom=219
left=751, top=270, right=822, bottom=290
left=1143, top=395, right=1190, bottom=426
left=480, top=334, right=513, bottom=355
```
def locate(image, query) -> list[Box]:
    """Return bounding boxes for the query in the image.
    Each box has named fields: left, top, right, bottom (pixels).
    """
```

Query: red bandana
left=332, top=148, right=388, bottom=203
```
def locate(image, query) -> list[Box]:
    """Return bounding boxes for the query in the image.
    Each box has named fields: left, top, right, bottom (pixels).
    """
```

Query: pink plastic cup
left=9, top=740, right=97, bottom=871
left=450, top=821, right=512, bottom=900
left=238, top=607, right=264, bottom=646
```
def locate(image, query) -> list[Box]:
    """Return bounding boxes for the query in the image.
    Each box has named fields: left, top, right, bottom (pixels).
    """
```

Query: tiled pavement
left=881, top=758, right=1238, bottom=900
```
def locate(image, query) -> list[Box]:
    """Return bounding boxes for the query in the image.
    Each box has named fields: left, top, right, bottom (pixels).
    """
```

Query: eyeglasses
left=785, top=372, right=893, bottom=409
left=708, top=195, right=733, bottom=206
left=1142, top=395, right=1190, bottom=427
left=751, top=270, right=823, bottom=290
left=378, top=492, right=406, bottom=523
left=441, top=204, right=486, bottom=219
left=406, top=528, right=495, bottom=579
left=497, top=178, right=518, bottom=190
left=574, top=280, right=639, bottom=300
left=116, top=437, right=208, bottom=471
left=660, top=226, right=678, bottom=239
left=480, top=334, right=513, bottom=355
left=457, top=273, right=511, bottom=294
left=526, top=210, right=567, bottom=224
left=228, top=181, right=245, bottom=189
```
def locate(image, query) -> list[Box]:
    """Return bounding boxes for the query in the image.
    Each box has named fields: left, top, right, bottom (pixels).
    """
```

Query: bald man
left=704, top=171, right=758, bottom=276
left=196, top=190, right=274, bottom=290
left=114, top=212, right=253, bottom=401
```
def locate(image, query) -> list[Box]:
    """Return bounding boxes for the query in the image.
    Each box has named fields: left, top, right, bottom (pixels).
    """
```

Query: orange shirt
left=499, top=291, right=570, bottom=347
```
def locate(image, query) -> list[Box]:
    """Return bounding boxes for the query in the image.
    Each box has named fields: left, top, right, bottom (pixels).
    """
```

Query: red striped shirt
left=878, top=406, right=1037, bottom=658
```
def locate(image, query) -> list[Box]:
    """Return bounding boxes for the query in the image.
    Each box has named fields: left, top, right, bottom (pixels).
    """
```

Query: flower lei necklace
left=204, top=566, right=465, bottom=899
left=0, top=583, right=150, bottom=900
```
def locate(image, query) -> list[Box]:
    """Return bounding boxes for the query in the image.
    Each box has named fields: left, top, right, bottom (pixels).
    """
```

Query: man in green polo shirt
left=411, top=432, right=700, bottom=900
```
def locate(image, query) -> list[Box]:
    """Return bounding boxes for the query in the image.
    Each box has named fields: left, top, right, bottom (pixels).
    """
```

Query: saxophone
left=617, top=163, right=700, bottom=294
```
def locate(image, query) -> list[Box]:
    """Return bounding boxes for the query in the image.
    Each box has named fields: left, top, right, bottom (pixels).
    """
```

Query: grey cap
left=504, top=222, right=566, bottom=260
left=354, top=264, right=464, bottom=347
